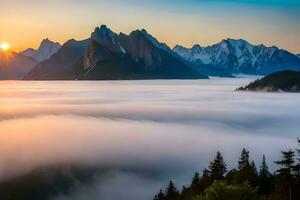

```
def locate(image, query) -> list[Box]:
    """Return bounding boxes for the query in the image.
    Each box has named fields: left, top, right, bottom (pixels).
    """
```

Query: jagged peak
left=64, top=39, right=79, bottom=45
left=173, top=44, right=186, bottom=49
left=40, top=38, right=60, bottom=45
left=140, top=28, right=149, bottom=34
left=93, top=25, right=116, bottom=39
left=128, top=29, right=159, bottom=45
left=95, top=25, right=109, bottom=32
left=42, top=38, right=50, bottom=42
left=191, top=44, right=202, bottom=50
left=130, top=29, right=172, bottom=52
left=129, top=29, right=145, bottom=37
left=129, top=29, right=155, bottom=41
left=225, top=38, right=247, bottom=43
left=38, top=38, right=61, bottom=51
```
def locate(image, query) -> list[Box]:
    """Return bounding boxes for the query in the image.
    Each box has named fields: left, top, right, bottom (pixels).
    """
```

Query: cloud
left=0, top=78, right=299, bottom=199
left=54, top=170, right=164, bottom=200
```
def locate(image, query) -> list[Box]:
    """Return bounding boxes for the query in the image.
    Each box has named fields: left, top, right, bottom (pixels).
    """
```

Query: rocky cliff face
left=83, top=26, right=165, bottom=71
left=81, top=25, right=206, bottom=80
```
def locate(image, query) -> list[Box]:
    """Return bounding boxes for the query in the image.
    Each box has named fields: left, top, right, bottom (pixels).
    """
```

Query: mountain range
left=25, top=25, right=206, bottom=80
left=173, top=39, right=300, bottom=76
left=1, top=25, right=300, bottom=80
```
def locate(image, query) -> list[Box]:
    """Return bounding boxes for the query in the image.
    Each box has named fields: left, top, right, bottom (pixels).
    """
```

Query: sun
left=0, top=42, right=10, bottom=51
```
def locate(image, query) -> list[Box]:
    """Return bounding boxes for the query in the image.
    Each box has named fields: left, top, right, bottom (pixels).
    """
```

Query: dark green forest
left=154, top=139, right=300, bottom=200
left=238, top=70, right=300, bottom=92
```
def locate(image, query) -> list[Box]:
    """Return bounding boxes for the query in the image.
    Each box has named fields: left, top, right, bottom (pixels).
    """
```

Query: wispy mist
left=0, top=78, right=299, bottom=200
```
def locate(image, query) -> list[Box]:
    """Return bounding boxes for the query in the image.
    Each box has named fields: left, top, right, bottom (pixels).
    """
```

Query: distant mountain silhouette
left=238, top=70, right=300, bottom=92
left=174, top=39, right=300, bottom=76
left=0, top=50, right=37, bottom=80
left=24, top=39, right=89, bottom=80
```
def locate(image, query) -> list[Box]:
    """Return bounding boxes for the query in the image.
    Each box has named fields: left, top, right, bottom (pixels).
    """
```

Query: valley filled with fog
left=0, top=78, right=299, bottom=200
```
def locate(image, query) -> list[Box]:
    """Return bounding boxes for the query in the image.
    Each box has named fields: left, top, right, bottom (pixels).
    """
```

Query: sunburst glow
left=0, top=42, right=10, bottom=51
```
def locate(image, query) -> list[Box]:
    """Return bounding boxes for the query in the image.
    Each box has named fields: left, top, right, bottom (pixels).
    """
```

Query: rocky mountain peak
left=21, top=38, right=61, bottom=61
left=38, top=38, right=61, bottom=52
left=94, top=25, right=116, bottom=40
left=192, top=44, right=202, bottom=49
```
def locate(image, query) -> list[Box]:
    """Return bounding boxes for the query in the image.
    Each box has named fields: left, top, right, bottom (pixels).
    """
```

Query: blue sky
left=182, top=0, right=300, bottom=6
left=0, top=0, right=299, bottom=53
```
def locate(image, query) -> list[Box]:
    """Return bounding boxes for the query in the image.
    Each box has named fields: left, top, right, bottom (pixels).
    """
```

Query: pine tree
left=275, top=150, right=295, bottom=177
left=154, top=189, right=165, bottom=200
left=208, top=151, right=227, bottom=180
left=239, top=148, right=250, bottom=169
left=198, top=168, right=213, bottom=194
left=293, top=139, right=300, bottom=180
left=258, top=155, right=273, bottom=194
left=181, top=186, right=192, bottom=200
left=165, top=181, right=180, bottom=200
left=297, top=138, right=300, bottom=160
left=251, top=160, right=258, bottom=175
left=233, top=149, right=258, bottom=186
left=259, top=155, right=270, bottom=178
left=190, top=172, right=202, bottom=196
left=191, top=172, right=201, bottom=188
left=275, top=150, right=295, bottom=200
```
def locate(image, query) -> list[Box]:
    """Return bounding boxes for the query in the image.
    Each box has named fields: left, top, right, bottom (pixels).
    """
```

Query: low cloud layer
left=0, top=78, right=299, bottom=200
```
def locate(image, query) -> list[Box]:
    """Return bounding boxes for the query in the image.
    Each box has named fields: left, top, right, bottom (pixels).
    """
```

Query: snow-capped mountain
left=21, top=39, right=61, bottom=61
left=173, top=39, right=300, bottom=75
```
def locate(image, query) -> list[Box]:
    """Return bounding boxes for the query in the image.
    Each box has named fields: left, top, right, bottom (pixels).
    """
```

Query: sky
left=0, top=0, right=299, bottom=53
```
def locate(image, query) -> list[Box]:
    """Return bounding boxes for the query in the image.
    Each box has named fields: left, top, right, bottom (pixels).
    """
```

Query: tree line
left=154, top=139, right=300, bottom=200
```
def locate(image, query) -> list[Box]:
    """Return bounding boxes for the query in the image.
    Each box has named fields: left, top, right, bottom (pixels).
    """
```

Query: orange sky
left=0, top=0, right=299, bottom=53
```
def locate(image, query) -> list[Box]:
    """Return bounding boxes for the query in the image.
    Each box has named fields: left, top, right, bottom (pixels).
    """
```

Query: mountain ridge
left=173, top=38, right=300, bottom=76
left=26, top=25, right=207, bottom=80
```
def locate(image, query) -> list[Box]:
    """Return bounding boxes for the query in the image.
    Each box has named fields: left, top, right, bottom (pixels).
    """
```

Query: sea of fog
left=0, top=78, right=299, bottom=200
